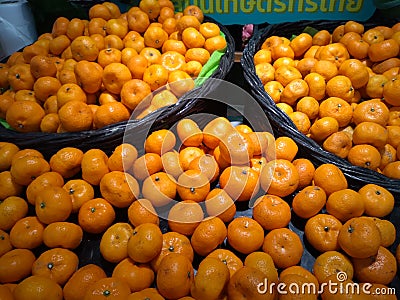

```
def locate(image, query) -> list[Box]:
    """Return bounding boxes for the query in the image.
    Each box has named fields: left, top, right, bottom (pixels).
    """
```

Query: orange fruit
left=35, top=186, right=72, bottom=224
left=387, top=126, right=400, bottom=149
left=190, top=216, right=227, bottom=257
left=13, top=275, right=63, bottom=300
left=290, top=32, right=313, bottom=57
left=0, top=171, right=23, bottom=200
left=311, top=59, right=339, bottom=82
left=100, top=171, right=139, bottom=208
left=63, top=179, right=94, bottom=213
left=126, top=7, right=149, bottom=33
left=338, top=58, right=369, bottom=89
left=227, top=266, right=276, bottom=300
left=325, top=188, right=364, bottom=222
left=310, top=116, right=340, bottom=142
left=102, top=62, right=132, bottom=94
left=219, top=165, right=260, bottom=202
left=319, top=96, right=353, bottom=128
left=74, top=60, right=103, bottom=94
left=322, top=131, right=353, bottom=159
left=312, top=250, right=354, bottom=284
left=81, top=149, right=109, bottom=186
left=325, top=75, right=354, bottom=102
left=0, top=248, right=36, bottom=283
left=313, top=29, right=331, bottom=45
left=338, top=217, right=381, bottom=258
left=177, top=15, right=201, bottom=33
left=260, top=159, right=299, bottom=198
left=42, top=221, right=83, bottom=250
left=358, top=184, right=394, bottom=217
left=296, top=96, right=320, bottom=120
left=9, top=216, right=44, bottom=249
left=181, top=27, right=205, bottom=49
left=49, top=147, right=84, bottom=179
left=313, top=163, right=348, bottom=196
left=206, top=248, right=244, bottom=279
left=58, top=100, right=93, bottom=132
left=352, top=121, right=388, bottom=149
left=32, top=76, right=61, bottom=103
left=160, top=150, right=183, bottom=179
left=0, top=229, right=12, bottom=257
left=143, top=26, right=168, bottom=49
left=371, top=217, right=396, bottom=247
left=0, top=196, right=28, bottom=231
left=305, top=213, right=342, bottom=252
left=128, top=199, right=159, bottom=227
left=348, top=144, right=381, bottom=170
left=304, top=72, right=326, bottom=101
left=83, top=277, right=131, bottom=300
left=383, top=75, right=400, bottom=107
left=185, top=48, right=210, bottom=65
left=262, top=228, right=303, bottom=269
left=142, top=171, right=177, bottom=207
left=178, top=146, right=205, bottom=171
left=352, top=246, right=397, bottom=286
left=368, top=39, right=399, bottom=62
left=6, top=100, right=45, bottom=133
left=190, top=257, right=229, bottom=300
left=99, top=222, right=134, bottom=264
left=204, top=188, right=236, bottom=223
left=150, top=231, right=194, bottom=272
left=292, top=158, right=315, bottom=188
left=244, top=251, right=278, bottom=283
left=107, top=143, right=138, bottom=172
left=112, top=258, right=154, bottom=293
left=292, top=185, right=327, bottom=219
left=120, top=79, right=151, bottom=111
left=132, top=153, right=163, bottom=181
left=127, top=222, right=163, bottom=263
left=167, top=200, right=204, bottom=236
left=202, top=117, right=235, bottom=149
left=383, top=161, right=400, bottom=179
left=365, top=74, right=388, bottom=99
left=252, top=194, right=291, bottom=230
left=176, top=118, right=203, bottom=147
left=227, top=216, right=264, bottom=255
left=57, top=83, right=87, bottom=109
left=78, top=198, right=116, bottom=234
left=127, top=288, right=164, bottom=300
left=188, top=154, right=220, bottom=183
left=275, top=136, right=298, bottom=161
left=63, top=264, right=107, bottom=300
left=380, top=143, right=397, bottom=170
left=31, top=248, right=79, bottom=285
left=156, top=253, right=194, bottom=299
left=145, top=129, right=176, bottom=156
left=176, top=169, right=210, bottom=202
left=10, top=155, right=50, bottom=187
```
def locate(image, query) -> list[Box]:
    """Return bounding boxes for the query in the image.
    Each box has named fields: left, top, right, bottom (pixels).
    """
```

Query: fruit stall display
left=242, top=18, right=400, bottom=196
left=0, top=0, right=234, bottom=158
left=0, top=114, right=399, bottom=299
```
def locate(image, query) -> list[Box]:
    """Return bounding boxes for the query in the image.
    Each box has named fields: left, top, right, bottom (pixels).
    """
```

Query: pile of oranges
left=0, top=0, right=227, bottom=133
left=0, top=116, right=398, bottom=299
left=253, top=20, right=400, bottom=180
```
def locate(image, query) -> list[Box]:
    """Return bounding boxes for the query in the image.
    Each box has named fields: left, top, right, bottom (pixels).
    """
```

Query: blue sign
left=172, top=0, right=376, bottom=25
